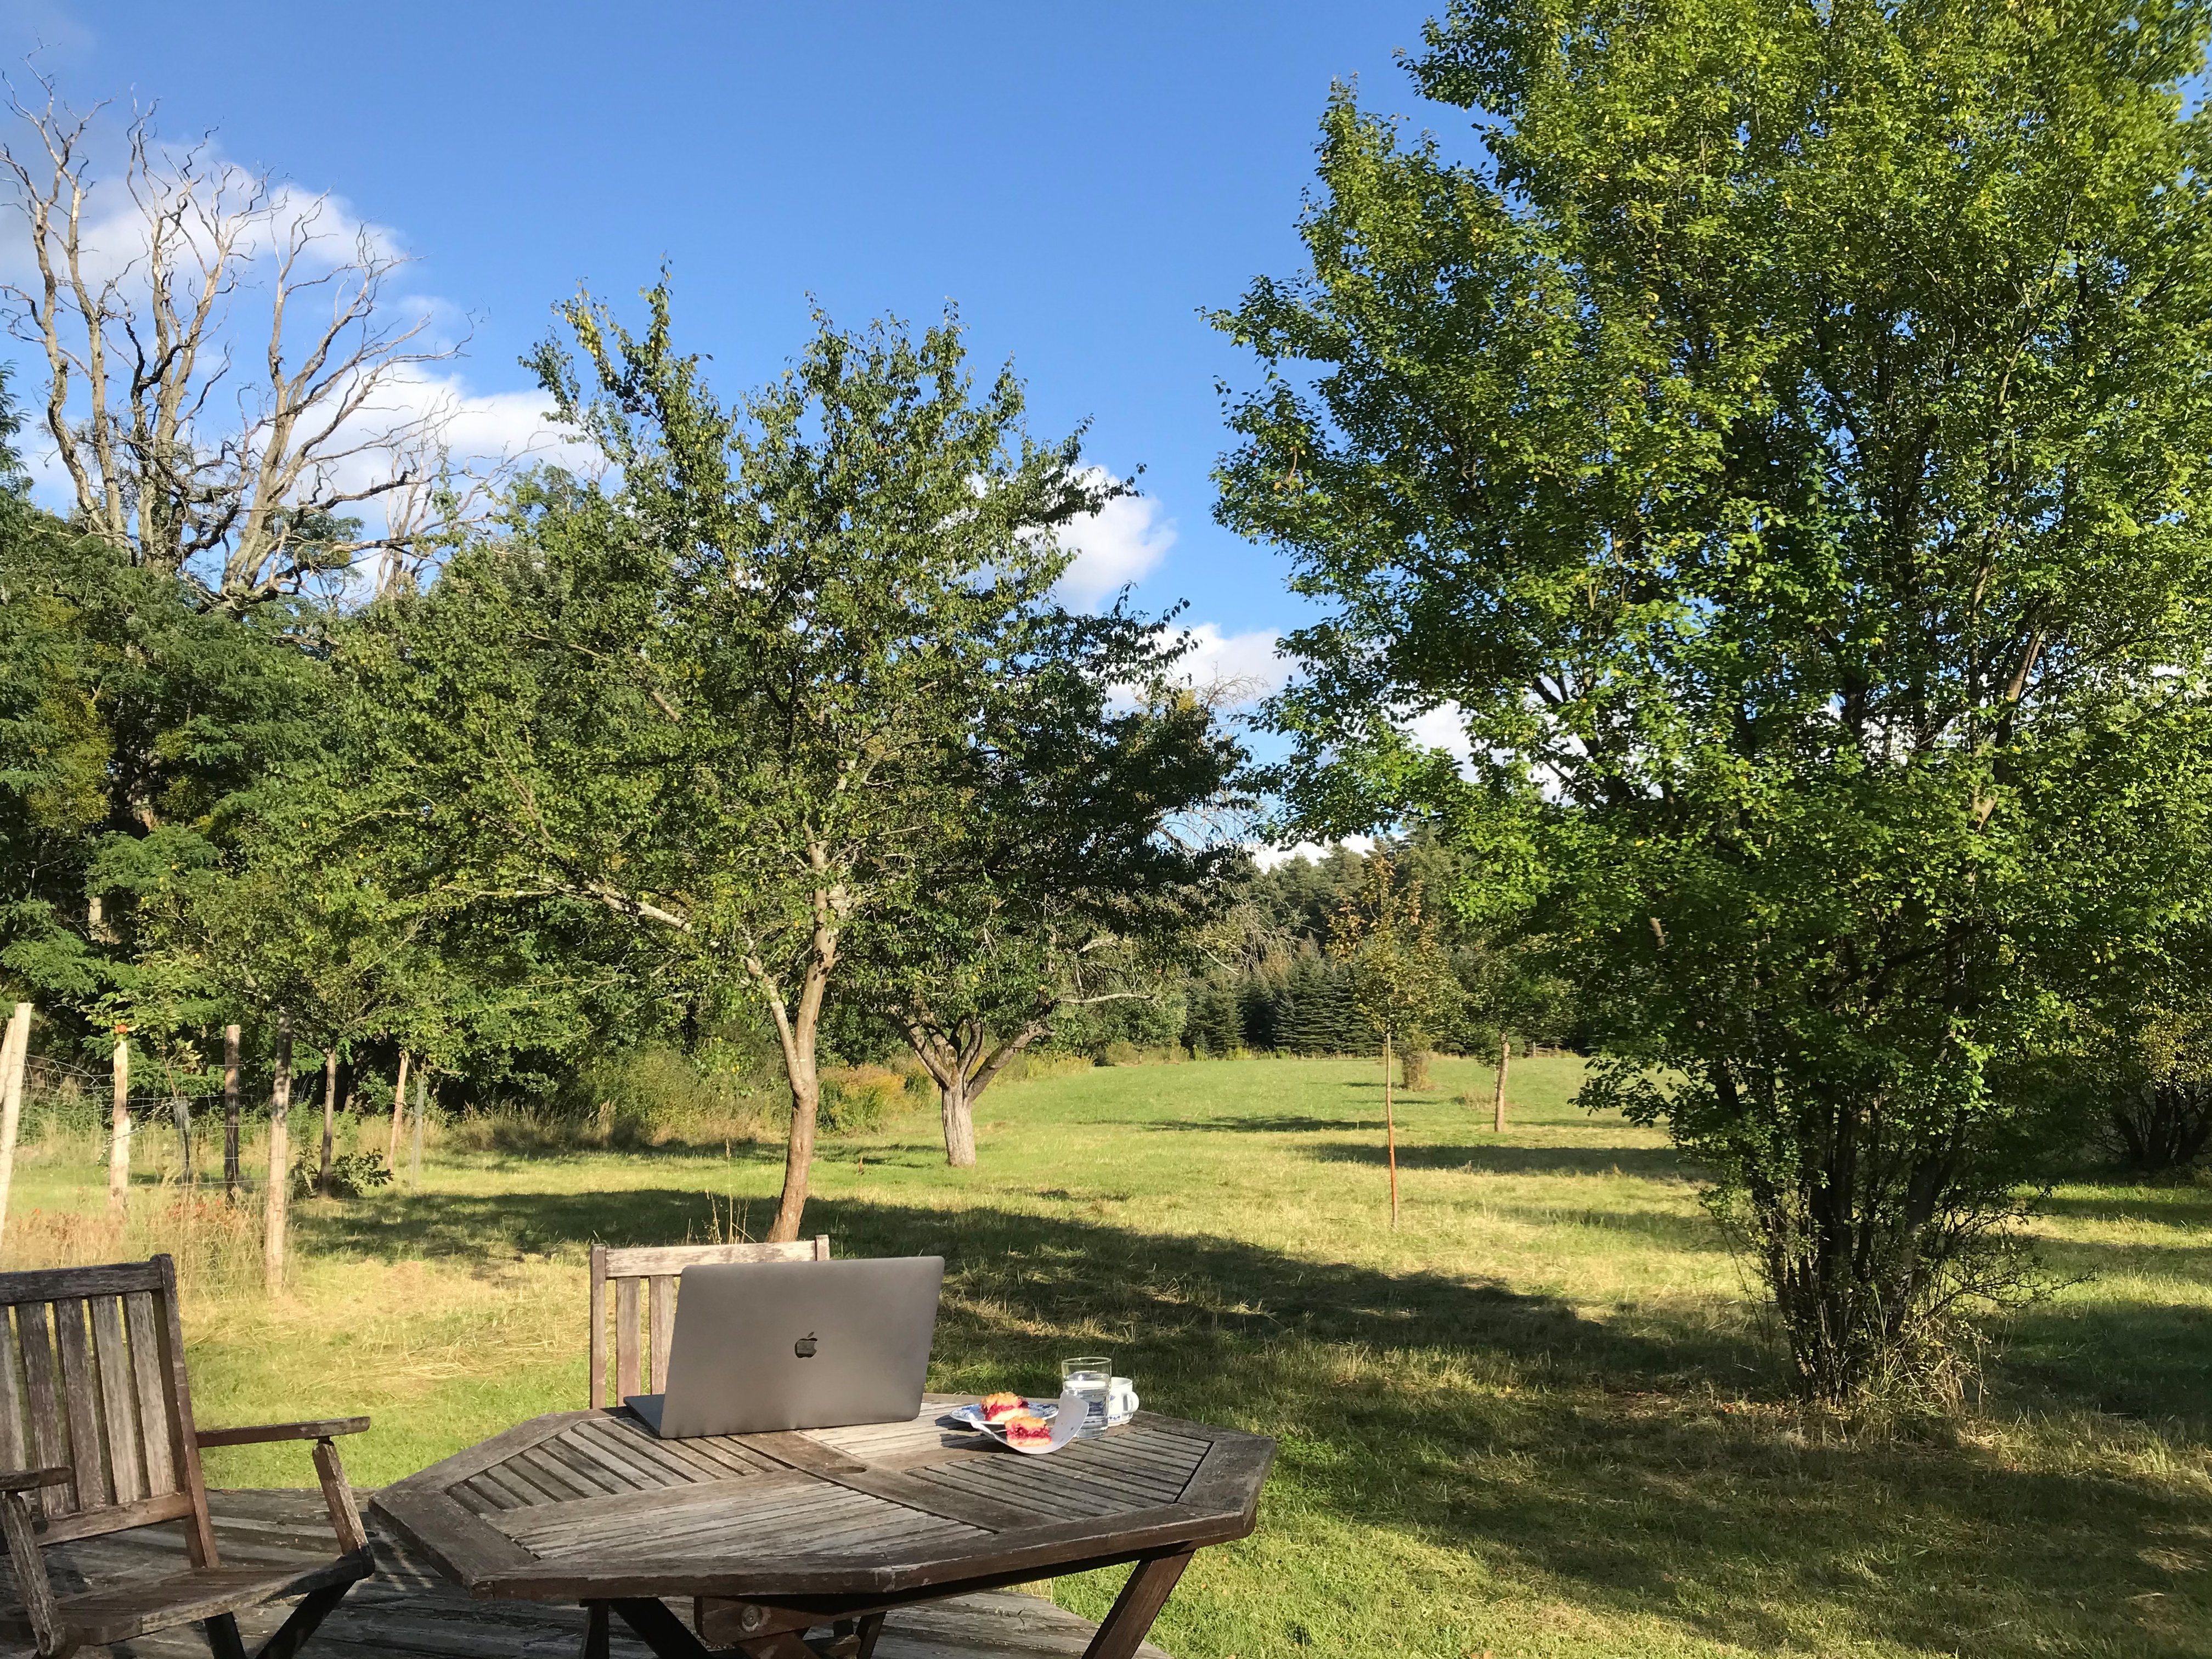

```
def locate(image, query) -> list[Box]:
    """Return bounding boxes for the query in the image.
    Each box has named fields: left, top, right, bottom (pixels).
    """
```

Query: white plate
left=941, top=1395, right=1081, bottom=1456
left=942, top=1398, right=1059, bottom=1430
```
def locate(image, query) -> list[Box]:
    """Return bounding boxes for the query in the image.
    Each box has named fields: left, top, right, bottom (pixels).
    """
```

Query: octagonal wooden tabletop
left=368, top=1396, right=1274, bottom=1606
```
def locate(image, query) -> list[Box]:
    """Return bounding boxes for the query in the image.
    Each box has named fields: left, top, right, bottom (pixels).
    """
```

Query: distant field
left=4, top=1053, right=2208, bottom=1658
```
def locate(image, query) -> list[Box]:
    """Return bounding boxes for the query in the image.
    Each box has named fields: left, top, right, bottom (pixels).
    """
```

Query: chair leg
left=203, top=1613, right=249, bottom=1659
left=252, top=1583, right=354, bottom=1659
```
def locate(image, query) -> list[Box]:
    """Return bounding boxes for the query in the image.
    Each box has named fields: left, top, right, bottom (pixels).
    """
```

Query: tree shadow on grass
left=298, top=1188, right=2211, bottom=1658
left=2036, top=1186, right=2212, bottom=1228
left=1307, top=1138, right=1697, bottom=1180
left=1991, top=1296, right=2212, bottom=1438
left=1133, top=1115, right=1376, bottom=1135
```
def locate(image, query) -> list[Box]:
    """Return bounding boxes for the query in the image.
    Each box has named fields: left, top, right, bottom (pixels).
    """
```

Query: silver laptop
left=625, top=1256, right=944, bottom=1438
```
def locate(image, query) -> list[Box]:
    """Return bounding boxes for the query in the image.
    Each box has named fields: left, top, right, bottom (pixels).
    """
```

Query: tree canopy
left=1218, top=0, right=2212, bottom=1398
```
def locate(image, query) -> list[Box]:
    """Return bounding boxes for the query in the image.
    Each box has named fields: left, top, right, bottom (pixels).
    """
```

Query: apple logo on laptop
left=794, top=1332, right=818, bottom=1359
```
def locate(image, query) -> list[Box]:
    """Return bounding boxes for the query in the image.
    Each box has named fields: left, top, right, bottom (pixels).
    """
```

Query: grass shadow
left=1307, top=1139, right=1696, bottom=1180
left=302, top=1186, right=2210, bottom=1657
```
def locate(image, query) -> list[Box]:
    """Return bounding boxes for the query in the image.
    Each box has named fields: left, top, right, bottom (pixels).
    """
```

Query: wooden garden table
left=368, top=1396, right=1273, bottom=1659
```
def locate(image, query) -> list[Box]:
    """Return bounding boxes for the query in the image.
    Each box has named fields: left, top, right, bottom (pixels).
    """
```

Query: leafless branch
left=0, top=74, right=493, bottom=605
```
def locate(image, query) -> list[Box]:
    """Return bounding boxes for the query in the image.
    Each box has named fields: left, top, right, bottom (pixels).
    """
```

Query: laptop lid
left=628, top=1256, right=944, bottom=1438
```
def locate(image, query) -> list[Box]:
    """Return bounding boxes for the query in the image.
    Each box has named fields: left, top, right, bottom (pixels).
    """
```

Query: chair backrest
left=0, top=1255, right=217, bottom=1562
left=588, top=1238, right=832, bottom=1408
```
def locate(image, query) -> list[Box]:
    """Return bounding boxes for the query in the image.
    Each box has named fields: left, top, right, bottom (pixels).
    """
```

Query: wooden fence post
left=266, top=1013, right=292, bottom=1294
left=386, top=1050, right=410, bottom=1169
left=0, top=1003, right=32, bottom=1257
left=223, top=1023, right=242, bottom=1201
left=171, top=1090, right=194, bottom=1185
left=319, top=1049, right=338, bottom=1194
left=109, top=1029, right=130, bottom=1216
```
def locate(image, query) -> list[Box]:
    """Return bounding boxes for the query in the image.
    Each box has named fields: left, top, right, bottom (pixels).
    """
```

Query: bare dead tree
left=0, top=76, right=467, bottom=606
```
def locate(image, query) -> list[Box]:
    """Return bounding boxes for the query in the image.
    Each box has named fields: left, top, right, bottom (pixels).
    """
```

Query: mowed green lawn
left=7, top=1054, right=2210, bottom=1658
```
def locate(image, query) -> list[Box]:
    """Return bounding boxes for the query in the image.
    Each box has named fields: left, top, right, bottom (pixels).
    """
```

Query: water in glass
left=1060, top=1355, right=1111, bottom=1438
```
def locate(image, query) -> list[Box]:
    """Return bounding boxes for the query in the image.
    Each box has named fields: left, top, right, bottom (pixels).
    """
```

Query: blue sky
left=1, top=0, right=1452, bottom=691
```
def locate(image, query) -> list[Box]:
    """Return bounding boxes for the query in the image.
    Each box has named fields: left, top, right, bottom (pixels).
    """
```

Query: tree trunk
left=1383, top=1031, right=1398, bottom=1229
left=264, top=1014, right=291, bottom=1294
left=769, top=1044, right=821, bottom=1242
left=902, top=1015, right=1049, bottom=1170
left=940, top=1075, right=977, bottom=1169
left=109, top=1031, right=130, bottom=1216
left=763, top=949, right=834, bottom=1242
left=1492, top=1032, right=1510, bottom=1132
left=386, top=1050, right=410, bottom=1168
left=411, top=1070, right=427, bottom=1186
left=0, top=1004, right=31, bottom=1257
left=319, top=1049, right=337, bottom=1193
left=223, top=1023, right=242, bottom=1201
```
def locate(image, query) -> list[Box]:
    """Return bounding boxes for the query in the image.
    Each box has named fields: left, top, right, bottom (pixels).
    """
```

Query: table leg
left=1084, top=1547, right=1196, bottom=1659
left=581, top=1600, right=610, bottom=1659
left=611, top=1598, right=714, bottom=1656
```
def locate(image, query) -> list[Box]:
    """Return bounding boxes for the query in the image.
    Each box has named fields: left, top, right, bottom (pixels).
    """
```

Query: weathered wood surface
left=372, top=1398, right=1268, bottom=1603
left=0, top=1489, right=1173, bottom=1657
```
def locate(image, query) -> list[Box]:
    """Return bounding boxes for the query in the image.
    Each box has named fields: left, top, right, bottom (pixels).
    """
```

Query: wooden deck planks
left=0, top=1491, right=1171, bottom=1658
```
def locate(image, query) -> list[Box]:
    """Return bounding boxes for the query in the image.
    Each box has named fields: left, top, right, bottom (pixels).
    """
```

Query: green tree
left=1328, top=853, right=1464, bottom=1227
left=1218, top=0, right=2212, bottom=1398
left=350, top=286, right=1114, bottom=1238
left=853, top=663, right=1245, bottom=1166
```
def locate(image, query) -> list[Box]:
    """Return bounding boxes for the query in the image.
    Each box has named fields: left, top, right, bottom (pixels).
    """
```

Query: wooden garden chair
left=0, top=1255, right=371, bottom=1658
left=588, top=1238, right=832, bottom=1409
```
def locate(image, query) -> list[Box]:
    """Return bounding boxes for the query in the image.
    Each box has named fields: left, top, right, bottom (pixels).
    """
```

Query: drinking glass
left=1060, top=1355, right=1111, bottom=1439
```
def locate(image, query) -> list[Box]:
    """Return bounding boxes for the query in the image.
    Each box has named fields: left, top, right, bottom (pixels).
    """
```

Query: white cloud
left=1403, top=701, right=1474, bottom=770
left=1252, top=834, right=1374, bottom=871
left=1167, top=623, right=1286, bottom=705
left=1056, top=469, right=1174, bottom=607
left=0, top=106, right=589, bottom=549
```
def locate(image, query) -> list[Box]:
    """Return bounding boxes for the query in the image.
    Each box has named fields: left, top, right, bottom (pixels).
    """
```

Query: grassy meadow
left=4, top=1053, right=2209, bottom=1659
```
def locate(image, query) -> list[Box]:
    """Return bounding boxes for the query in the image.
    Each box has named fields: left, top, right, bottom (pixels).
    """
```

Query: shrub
left=292, top=1151, right=392, bottom=1200
left=820, top=1066, right=910, bottom=1136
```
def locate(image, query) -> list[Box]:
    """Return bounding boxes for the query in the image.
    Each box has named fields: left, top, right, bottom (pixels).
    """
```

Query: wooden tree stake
left=222, top=1023, right=242, bottom=1202
left=0, top=1004, right=32, bottom=1257
left=266, top=1014, right=292, bottom=1294
left=319, top=1051, right=338, bottom=1194
left=386, top=1050, right=410, bottom=1169
left=1383, top=1031, right=1398, bottom=1230
left=1492, top=1032, right=1510, bottom=1133
left=109, top=1031, right=130, bottom=1216
left=410, top=1069, right=426, bottom=1187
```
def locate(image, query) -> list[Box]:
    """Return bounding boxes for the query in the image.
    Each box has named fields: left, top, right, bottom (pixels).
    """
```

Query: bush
left=819, top=1066, right=910, bottom=1136
left=1099, top=1042, right=1189, bottom=1068
left=292, top=1150, right=392, bottom=1200
left=2108, top=1080, right=2212, bottom=1174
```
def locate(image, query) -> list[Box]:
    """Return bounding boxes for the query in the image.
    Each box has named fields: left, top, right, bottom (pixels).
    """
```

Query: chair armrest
left=0, top=1466, right=71, bottom=1493
left=196, top=1417, right=370, bottom=1447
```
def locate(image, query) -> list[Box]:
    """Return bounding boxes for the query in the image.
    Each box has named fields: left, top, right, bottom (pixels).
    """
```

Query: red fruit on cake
left=1002, top=1412, right=1053, bottom=1449
left=979, top=1391, right=1026, bottom=1423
